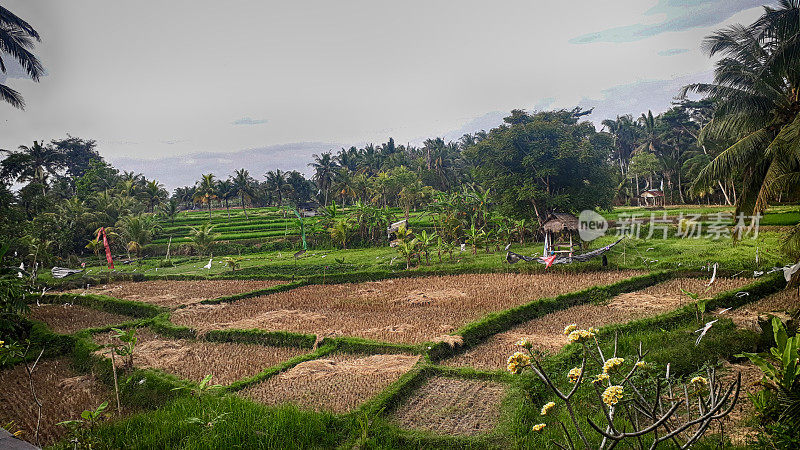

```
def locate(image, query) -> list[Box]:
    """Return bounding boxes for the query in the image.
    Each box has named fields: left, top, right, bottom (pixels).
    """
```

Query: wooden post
left=109, top=347, right=121, bottom=413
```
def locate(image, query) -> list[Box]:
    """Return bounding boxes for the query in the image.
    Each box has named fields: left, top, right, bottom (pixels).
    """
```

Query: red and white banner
left=96, top=227, right=115, bottom=270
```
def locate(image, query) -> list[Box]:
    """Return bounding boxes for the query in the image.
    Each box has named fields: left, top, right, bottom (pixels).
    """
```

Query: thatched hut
left=639, top=189, right=665, bottom=207
left=541, top=213, right=580, bottom=257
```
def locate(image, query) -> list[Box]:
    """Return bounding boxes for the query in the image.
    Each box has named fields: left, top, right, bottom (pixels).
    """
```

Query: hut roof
left=542, top=213, right=579, bottom=233
left=640, top=189, right=664, bottom=198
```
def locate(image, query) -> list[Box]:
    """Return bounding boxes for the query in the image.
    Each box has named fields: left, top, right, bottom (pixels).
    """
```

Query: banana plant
left=417, top=230, right=437, bottom=265
left=739, top=317, right=800, bottom=393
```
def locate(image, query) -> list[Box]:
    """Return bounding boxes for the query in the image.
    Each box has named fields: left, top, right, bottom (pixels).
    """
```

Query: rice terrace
left=2, top=1, right=800, bottom=449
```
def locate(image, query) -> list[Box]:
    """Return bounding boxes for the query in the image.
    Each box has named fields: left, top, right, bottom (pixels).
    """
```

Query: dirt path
left=172, top=271, right=645, bottom=344
left=443, top=278, right=752, bottom=370
left=30, top=304, right=132, bottom=334
left=240, top=353, right=420, bottom=413
left=390, top=377, right=506, bottom=436
left=93, top=329, right=309, bottom=385
left=65, top=279, right=285, bottom=308
left=0, top=358, right=113, bottom=446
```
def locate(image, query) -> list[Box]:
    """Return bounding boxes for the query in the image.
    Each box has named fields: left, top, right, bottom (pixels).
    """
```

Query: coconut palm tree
left=0, top=5, right=43, bottom=109
left=265, top=169, right=291, bottom=206
left=327, top=218, right=351, bottom=249
left=193, top=174, right=217, bottom=220
left=215, top=179, right=235, bottom=220
left=681, top=0, right=800, bottom=255
left=160, top=199, right=179, bottom=224
left=140, top=180, right=166, bottom=213
left=0, top=141, right=64, bottom=193
left=232, top=169, right=254, bottom=219
left=309, top=152, right=338, bottom=206
left=189, top=222, right=219, bottom=255
left=116, top=214, right=160, bottom=258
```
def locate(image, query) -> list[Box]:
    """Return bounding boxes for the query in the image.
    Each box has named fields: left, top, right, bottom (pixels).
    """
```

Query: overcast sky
left=0, top=0, right=774, bottom=189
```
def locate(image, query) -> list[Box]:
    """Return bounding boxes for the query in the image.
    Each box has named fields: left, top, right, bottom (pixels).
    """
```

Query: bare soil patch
left=93, top=329, right=308, bottom=385
left=0, top=358, right=113, bottom=446
left=725, top=288, right=799, bottom=331
left=390, top=376, right=506, bottom=436
left=65, top=279, right=285, bottom=308
left=444, top=277, right=752, bottom=370
left=172, top=271, right=645, bottom=344
left=240, top=353, right=420, bottom=413
left=30, top=304, right=131, bottom=334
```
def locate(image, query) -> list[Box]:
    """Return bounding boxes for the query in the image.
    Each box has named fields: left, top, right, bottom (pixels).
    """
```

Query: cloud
left=570, top=0, right=768, bottom=44
left=232, top=117, right=269, bottom=125
left=576, top=71, right=713, bottom=124
left=110, top=141, right=339, bottom=191
left=658, top=48, right=690, bottom=56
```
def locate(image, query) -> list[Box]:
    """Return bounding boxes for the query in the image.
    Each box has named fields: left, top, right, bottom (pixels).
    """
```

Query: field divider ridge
left=30, top=292, right=167, bottom=318
left=199, top=280, right=308, bottom=305
left=223, top=343, right=338, bottom=393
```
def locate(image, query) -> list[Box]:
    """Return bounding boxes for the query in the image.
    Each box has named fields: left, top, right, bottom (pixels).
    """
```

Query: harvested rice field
left=240, top=353, right=420, bottom=413
left=443, top=277, right=752, bottom=370
left=30, top=303, right=132, bottom=334
left=65, top=279, right=286, bottom=308
left=0, top=358, right=112, bottom=446
left=93, top=329, right=309, bottom=385
left=172, top=271, right=645, bottom=344
left=725, top=288, right=799, bottom=331
left=390, top=377, right=506, bottom=436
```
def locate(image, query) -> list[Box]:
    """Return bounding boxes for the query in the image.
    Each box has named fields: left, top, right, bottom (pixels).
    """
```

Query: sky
left=0, top=0, right=774, bottom=190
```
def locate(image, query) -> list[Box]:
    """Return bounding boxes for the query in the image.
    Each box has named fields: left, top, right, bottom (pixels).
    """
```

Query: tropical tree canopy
left=464, top=109, right=616, bottom=223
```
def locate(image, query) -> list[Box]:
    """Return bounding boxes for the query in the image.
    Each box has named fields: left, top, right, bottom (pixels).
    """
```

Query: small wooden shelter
left=541, top=213, right=580, bottom=258
left=297, top=201, right=320, bottom=217
left=639, top=189, right=665, bottom=207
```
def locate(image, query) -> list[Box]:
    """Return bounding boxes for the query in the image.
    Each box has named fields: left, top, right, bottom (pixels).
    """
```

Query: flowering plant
left=508, top=325, right=740, bottom=449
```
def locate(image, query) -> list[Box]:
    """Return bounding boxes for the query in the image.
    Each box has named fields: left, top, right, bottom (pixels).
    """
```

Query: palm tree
left=601, top=115, right=639, bottom=177
left=116, top=215, right=160, bottom=258
left=140, top=180, right=166, bottom=212
left=681, top=0, right=800, bottom=254
left=189, top=222, right=219, bottom=255
left=0, top=141, right=64, bottom=193
left=216, top=179, right=235, bottom=220
left=265, top=169, right=290, bottom=206
left=193, top=174, right=217, bottom=220
left=231, top=169, right=254, bottom=219
left=327, top=218, right=351, bottom=249
left=160, top=199, right=179, bottom=224
left=309, top=152, right=338, bottom=206
left=0, top=6, right=43, bottom=109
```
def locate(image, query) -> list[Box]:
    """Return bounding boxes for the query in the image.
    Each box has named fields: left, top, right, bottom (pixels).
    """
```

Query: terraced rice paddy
left=239, top=353, right=420, bottom=413
left=0, top=358, right=112, bottom=446
left=390, top=377, right=506, bottom=436
left=65, top=279, right=286, bottom=308
left=442, top=277, right=753, bottom=370
left=726, top=287, right=800, bottom=330
left=93, top=329, right=309, bottom=385
left=171, top=271, right=645, bottom=344
left=30, top=304, right=132, bottom=334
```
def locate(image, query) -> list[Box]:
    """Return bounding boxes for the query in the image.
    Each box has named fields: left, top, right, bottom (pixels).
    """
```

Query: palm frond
left=0, top=82, right=24, bottom=109
left=0, top=6, right=40, bottom=40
